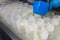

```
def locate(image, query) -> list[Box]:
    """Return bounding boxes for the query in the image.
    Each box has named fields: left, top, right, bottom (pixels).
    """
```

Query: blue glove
left=33, top=1, right=49, bottom=16
left=50, top=0, right=60, bottom=10
left=33, top=0, right=60, bottom=16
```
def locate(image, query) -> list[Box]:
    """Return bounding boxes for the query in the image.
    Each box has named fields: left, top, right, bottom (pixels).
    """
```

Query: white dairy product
left=0, top=2, right=60, bottom=40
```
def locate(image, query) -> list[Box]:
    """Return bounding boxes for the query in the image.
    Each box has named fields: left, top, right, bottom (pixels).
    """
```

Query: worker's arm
left=50, top=0, right=60, bottom=10
left=50, top=0, right=60, bottom=7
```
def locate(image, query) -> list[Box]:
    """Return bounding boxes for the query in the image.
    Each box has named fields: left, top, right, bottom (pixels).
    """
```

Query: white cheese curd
left=40, top=30, right=49, bottom=40
left=0, top=1, right=60, bottom=40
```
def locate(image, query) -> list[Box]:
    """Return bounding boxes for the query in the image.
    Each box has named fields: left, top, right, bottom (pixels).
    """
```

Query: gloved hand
left=33, top=1, right=49, bottom=16
left=33, top=0, right=60, bottom=16
left=50, top=0, right=60, bottom=10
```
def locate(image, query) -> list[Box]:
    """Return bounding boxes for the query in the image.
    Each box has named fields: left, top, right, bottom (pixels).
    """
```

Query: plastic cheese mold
left=0, top=1, right=60, bottom=40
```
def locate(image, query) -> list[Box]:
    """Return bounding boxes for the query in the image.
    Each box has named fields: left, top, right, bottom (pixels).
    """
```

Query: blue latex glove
left=33, top=1, right=49, bottom=16
left=50, top=0, right=60, bottom=10
left=33, top=0, right=60, bottom=16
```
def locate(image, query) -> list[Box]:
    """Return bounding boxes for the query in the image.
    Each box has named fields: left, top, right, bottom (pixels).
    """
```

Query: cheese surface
left=0, top=2, right=60, bottom=40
